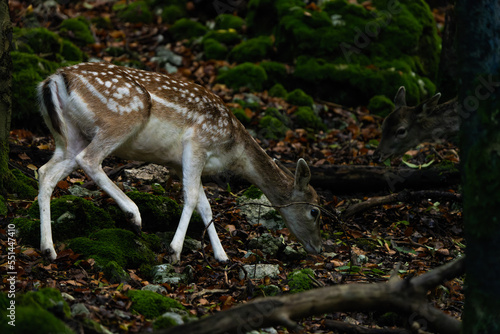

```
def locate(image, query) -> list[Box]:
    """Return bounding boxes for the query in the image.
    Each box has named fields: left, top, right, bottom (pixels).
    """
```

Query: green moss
left=229, top=36, right=273, bottom=63
left=7, top=169, right=37, bottom=199
left=243, top=185, right=263, bottom=199
left=231, top=107, right=251, bottom=124
left=59, top=18, right=95, bottom=46
left=104, top=260, right=130, bottom=283
left=293, top=106, right=326, bottom=131
left=203, top=30, right=241, bottom=45
left=367, top=95, right=395, bottom=117
left=260, top=61, right=288, bottom=88
left=287, top=268, right=315, bottom=293
left=259, top=115, right=289, bottom=140
left=203, top=38, right=228, bottom=60
left=68, top=228, right=156, bottom=269
left=257, top=284, right=281, bottom=297
left=0, top=195, right=6, bottom=216
left=286, top=89, right=314, bottom=107
left=125, top=191, right=181, bottom=231
left=268, top=83, right=288, bottom=98
left=11, top=51, right=61, bottom=131
left=17, top=288, right=71, bottom=318
left=169, top=18, right=207, bottom=41
left=217, top=62, right=267, bottom=91
left=13, top=27, right=62, bottom=57
left=23, top=195, right=115, bottom=244
left=128, top=289, right=184, bottom=319
left=151, top=183, right=166, bottom=194
left=162, top=5, right=185, bottom=24
left=215, top=14, right=246, bottom=32
left=61, top=39, right=84, bottom=62
left=117, top=1, right=153, bottom=23
left=0, top=305, right=74, bottom=334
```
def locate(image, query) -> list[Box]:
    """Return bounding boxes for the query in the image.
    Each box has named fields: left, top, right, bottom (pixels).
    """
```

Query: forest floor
left=1, top=2, right=463, bottom=333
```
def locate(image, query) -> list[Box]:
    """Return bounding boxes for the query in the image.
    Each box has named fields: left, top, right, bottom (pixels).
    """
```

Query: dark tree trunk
left=0, top=0, right=13, bottom=195
left=456, top=0, right=500, bottom=332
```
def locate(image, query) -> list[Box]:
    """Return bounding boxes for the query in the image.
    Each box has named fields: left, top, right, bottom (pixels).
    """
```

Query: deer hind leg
left=39, top=143, right=82, bottom=259
left=74, top=134, right=142, bottom=234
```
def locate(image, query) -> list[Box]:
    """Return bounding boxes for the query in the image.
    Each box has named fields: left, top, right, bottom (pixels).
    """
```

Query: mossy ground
left=217, top=62, right=267, bottom=91
left=15, top=195, right=115, bottom=246
left=68, top=228, right=157, bottom=271
left=287, top=268, right=316, bottom=293
left=128, top=289, right=184, bottom=319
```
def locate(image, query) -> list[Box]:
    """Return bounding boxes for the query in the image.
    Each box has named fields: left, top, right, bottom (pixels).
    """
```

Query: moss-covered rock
left=246, top=0, right=440, bottom=106
left=128, top=289, right=184, bottom=319
left=59, top=18, right=95, bottom=46
left=19, top=195, right=115, bottom=245
left=203, top=30, right=241, bottom=45
left=117, top=1, right=153, bottom=23
left=259, top=115, right=289, bottom=140
left=7, top=169, right=37, bottom=199
left=11, top=51, right=61, bottom=131
left=124, top=191, right=180, bottom=231
left=368, top=95, right=395, bottom=117
left=17, top=288, right=71, bottom=319
left=162, top=5, right=186, bottom=24
left=287, top=268, right=315, bottom=293
left=229, top=36, right=273, bottom=63
left=217, top=62, right=267, bottom=91
left=61, top=39, right=84, bottom=62
left=215, top=14, right=246, bottom=32
left=293, top=106, right=326, bottom=131
left=104, top=260, right=131, bottom=283
left=286, top=88, right=314, bottom=107
left=257, top=284, right=281, bottom=297
left=260, top=61, right=288, bottom=88
left=268, top=83, right=288, bottom=98
left=13, top=27, right=62, bottom=57
left=169, top=18, right=207, bottom=41
left=203, top=38, right=228, bottom=60
left=68, top=228, right=157, bottom=271
left=0, top=305, right=74, bottom=334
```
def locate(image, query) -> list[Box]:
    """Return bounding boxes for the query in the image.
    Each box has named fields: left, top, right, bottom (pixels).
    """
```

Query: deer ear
left=422, top=92, right=441, bottom=112
left=294, top=158, right=311, bottom=191
left=394, top=86, right=406, bottom=108
left=274, top=158, right=294, bottom=177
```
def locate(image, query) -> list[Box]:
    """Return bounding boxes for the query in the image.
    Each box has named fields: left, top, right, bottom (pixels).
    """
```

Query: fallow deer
left=373, top=86, right=459, bottom=162
left=37, top=62, right=322, bottom=262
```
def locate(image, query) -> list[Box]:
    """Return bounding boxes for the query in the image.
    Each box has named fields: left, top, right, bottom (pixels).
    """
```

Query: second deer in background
left=373, top=86, right=459, bottom=162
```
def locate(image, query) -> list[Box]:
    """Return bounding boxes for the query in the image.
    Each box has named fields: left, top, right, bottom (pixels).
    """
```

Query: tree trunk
left=0, top=0, right=13, bottom=195
left=456, top=0, right=500, bottom=332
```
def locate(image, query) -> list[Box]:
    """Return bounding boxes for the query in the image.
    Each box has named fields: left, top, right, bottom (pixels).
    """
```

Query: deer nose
left=305, top=242, right=322, bottom=254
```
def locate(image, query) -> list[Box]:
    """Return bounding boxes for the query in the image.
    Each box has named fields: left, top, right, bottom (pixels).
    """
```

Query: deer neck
left=232, top=135, right=294, bottom=205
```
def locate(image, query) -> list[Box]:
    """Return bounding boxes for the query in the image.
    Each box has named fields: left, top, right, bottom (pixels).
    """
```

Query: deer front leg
left=196, top=186, right=229, bottom=262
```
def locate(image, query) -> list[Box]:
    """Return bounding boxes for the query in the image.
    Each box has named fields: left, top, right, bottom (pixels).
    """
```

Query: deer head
left=373, top=86, right=442, bottom=162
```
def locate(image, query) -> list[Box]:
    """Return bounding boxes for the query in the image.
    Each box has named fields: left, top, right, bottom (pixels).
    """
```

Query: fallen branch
left=343, top=189, right=462, bottom=219
left=283, top=164, right=460, bottom=194
left=158, top=257, right=464, bottom=334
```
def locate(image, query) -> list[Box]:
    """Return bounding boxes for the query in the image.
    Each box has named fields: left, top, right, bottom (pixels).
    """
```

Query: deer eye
left=395, top=127, right=407, bottom=138
left=310, top=208, right=320, bottom=218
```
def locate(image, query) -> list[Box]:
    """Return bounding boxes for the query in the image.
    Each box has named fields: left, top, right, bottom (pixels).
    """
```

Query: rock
left=141, top=284, right=168, bottom=294
left=71, top=303, right=90, bottom=317
left=151, top=264, right=192, bottom=285
left=68, top=185, right=101, bottom=198
left=282, top=245, right=307, bottom=260
left=238, top=195, right=285, bottom=230
left=155, top=312, right=184, bottom=328
left=123, top=164, right=171, bottom=183
left=248, top=233, right=282, bottom=257
left=239, top=264, right=280, bottom=280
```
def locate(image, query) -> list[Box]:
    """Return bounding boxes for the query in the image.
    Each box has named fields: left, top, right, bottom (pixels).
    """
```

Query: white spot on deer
left=195, top=97, right=200, bottom=103
left=112, top=78, right=118, bottom=83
